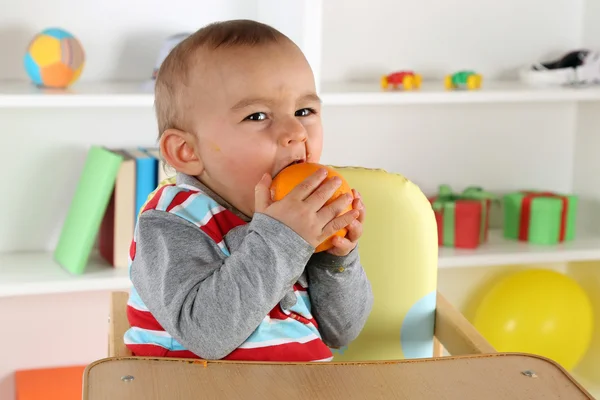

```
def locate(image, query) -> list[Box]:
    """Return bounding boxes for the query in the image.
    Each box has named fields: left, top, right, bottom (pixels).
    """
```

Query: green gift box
left=503, top=191, right=578, bottom=245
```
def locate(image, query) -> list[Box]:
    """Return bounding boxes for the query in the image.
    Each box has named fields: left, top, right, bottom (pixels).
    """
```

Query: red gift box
left=429, top=185, right=495, bottom=249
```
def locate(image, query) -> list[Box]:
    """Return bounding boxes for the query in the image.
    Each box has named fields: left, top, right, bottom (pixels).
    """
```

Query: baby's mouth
left=273, top=158, right=306, bottom=178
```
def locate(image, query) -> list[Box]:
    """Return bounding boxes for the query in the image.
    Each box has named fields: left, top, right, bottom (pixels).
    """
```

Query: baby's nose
left=279, top=119, right=307, bottom=146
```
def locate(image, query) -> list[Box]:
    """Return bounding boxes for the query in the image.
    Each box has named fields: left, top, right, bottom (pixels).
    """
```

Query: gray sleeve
left=130, top=210, right=314, bottom=360
left=306, top=246, right=374, bottom=348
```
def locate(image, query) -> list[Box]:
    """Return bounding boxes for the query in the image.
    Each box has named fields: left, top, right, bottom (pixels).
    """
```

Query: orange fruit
left=271, top=162, right=353, bottom=252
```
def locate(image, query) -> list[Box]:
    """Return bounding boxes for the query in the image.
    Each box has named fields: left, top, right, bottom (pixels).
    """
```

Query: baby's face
left=189, top=42, right=323, bottom=217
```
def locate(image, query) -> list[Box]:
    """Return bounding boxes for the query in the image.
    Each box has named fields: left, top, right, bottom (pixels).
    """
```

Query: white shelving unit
left=0, top=81, right=155, bottom=107
left=322, top=81, right=600, bottom=105
left=5, top=80, right=600, bottom=107
left=0, top=252, right=130, bottom=298
left=1, top=0, right=600, bottom=398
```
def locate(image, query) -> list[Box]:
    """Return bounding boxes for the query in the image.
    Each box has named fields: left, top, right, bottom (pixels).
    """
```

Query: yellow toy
left=444, top=70, right=482, bottom=90
left=381, top=71, right=422, bottom=90
left=472, top=268, right=594, bottom=371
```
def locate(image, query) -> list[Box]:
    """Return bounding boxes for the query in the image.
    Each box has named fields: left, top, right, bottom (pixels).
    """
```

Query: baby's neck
left=176, top=172, right=251, bottom=223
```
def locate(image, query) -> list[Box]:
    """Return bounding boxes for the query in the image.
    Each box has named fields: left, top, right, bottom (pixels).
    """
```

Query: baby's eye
left=295, top=108, right=315, bottom=117
left=245, top=112, right=267, bottom=121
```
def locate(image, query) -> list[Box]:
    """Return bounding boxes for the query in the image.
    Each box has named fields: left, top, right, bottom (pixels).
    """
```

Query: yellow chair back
left=330, top=167, right=438, bottom=361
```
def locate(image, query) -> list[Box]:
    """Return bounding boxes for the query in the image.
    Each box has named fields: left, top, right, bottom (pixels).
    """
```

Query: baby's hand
left=327, top=189, right=365, bottom=257
left=254, top=170, right=359, bottom=250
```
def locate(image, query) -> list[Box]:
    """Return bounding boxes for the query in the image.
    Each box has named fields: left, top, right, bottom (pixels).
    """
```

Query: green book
left=54, top=146, right=124, bottom=274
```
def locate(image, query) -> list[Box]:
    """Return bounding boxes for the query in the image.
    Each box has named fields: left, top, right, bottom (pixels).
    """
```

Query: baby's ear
left=159, top=129, right=204, bottom=176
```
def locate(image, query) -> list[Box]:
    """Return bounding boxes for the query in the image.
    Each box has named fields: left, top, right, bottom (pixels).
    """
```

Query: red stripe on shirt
left=268, top=306, right=290, bottom=321
left=225, top=338, right=332, bottom=361
left=127, top=343, right=171, bottom=358
left=129, top=240, right=136, bottom=262
left=199, top=209, right=245, bottom=244
left=268, top=305, right=318, bottom=328
left=142, top=184, right=175, bottom=213
left=293, top=283, right=307, bottom=292
left=127, top=305, right=164, bottom=331
left=166, top=190, right=199, bottom=212
left=128, top=338, right=332, bottom=362
left=211, top=208, right=246, bottom=234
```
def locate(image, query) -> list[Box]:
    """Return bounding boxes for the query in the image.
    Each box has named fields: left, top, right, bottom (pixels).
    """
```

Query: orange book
left=15, top=365, right=86, bottom=400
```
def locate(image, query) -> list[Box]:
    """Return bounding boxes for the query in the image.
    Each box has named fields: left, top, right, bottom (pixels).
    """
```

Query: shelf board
left=2, top=80, right=600, bottom=108
left=0, top=251, right=131, bottom=298
left=320, top=81, right=600, bottom=105
left=438, top=230, right=600, bottom=269
left=0, top=81, right=154, bottom=108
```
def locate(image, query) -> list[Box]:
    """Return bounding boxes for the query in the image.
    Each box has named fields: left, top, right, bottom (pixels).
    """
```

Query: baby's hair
left=154, top=19, right=291, bottom=138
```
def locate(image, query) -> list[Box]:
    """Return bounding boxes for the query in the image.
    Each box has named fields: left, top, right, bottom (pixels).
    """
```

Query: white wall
left=321, top=103, right=576, bottom=195
left=321, top=0, right=583, bottom=82
left=0, top=291, right=111, bottom=397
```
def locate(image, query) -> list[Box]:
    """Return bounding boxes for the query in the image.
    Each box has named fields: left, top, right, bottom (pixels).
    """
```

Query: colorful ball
left=24, top=28, right=85, bottom=88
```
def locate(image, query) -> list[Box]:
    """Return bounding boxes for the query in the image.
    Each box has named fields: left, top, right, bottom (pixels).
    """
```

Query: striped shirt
left=124, top=181, right=334, bottom=361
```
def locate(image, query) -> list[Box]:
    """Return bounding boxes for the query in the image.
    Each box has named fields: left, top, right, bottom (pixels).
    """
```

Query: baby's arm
left=306, top=247, right=374, bottom=348
left=130, top=210, right=313, bottom=360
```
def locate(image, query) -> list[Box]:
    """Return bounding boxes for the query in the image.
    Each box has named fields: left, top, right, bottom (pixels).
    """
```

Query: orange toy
left=271, top=163, right=353, bottom=252
left=15, top=365, right=86, bottom=400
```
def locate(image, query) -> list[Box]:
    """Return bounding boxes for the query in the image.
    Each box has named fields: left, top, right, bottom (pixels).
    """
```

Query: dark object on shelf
left=519, top=49, right=600, bottom=86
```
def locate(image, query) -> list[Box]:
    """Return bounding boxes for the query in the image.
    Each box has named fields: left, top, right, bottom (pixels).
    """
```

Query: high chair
left=108, top=167, right=495, bottom=360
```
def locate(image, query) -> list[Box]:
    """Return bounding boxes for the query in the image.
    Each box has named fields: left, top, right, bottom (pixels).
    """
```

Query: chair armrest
left=434, top=291, right=496, bottom=355
left=109, top=291, right=133, bottom=357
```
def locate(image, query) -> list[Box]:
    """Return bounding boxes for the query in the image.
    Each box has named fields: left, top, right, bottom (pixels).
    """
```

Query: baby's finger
left=318, top=191, right=353, bottom=223
left=346, top=219, right=363, bottom=243
left=254, top=173, right=273, bottom=212
left=321, top=209, right=359, bottom=240
left=352, top=200, right=366, bottom=225
left=287, top=168, right=329, bottom=201
left=357, top=202, right=366, bottom=223
left=327, top=236, right=355, bottom=257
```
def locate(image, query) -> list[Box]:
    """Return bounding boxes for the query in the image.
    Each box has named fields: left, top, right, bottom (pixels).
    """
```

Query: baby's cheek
left=307, top=142, right=323, bottom=162
left=226, top=155, right=260, bottom=183
left=207, top=140, right=222, bottom=153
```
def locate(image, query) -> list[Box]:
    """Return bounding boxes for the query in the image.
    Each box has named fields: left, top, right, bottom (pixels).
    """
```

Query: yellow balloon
left=472, top=269, right=594, bottom=371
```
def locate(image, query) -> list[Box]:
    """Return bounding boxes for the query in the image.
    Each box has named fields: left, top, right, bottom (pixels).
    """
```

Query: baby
left=124, top=19, right=374, bottom=362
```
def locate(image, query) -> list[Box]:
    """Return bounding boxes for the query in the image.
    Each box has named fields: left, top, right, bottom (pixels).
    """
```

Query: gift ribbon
left=461, top=186, right=496, bottom=243
left=432, top=185, right=496, bottom=246
left=518, top=191, right=568, bottom=242
left=432, top=185, right=458, bottom=246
